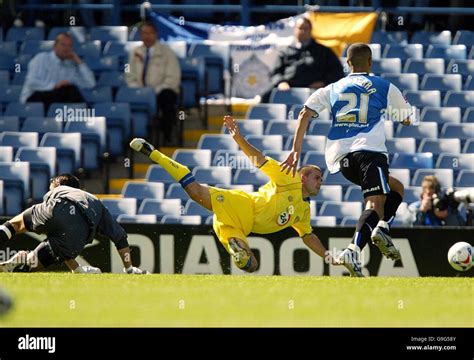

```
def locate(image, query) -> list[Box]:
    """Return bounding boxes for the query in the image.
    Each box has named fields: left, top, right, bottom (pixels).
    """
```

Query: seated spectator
left=125, top=21, right=181, bottom=146
left=408, top=175, right=464, bottom=226
left=20, top=33, right=95, bottom=108
left=260, top=16, right=344, bottom=102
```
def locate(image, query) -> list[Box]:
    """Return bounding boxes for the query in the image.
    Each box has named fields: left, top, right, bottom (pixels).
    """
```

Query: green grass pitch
left=0, top=274, right=472, bottom=327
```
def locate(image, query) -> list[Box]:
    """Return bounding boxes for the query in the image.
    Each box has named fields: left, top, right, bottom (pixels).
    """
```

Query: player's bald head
left=347, top=43, right=372, bottom=70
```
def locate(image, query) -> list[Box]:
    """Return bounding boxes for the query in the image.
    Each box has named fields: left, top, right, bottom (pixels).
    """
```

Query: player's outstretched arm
left=280, top=106, right=315, bottom=177
left=302, top=233, right=339, bottom=266
left=224, top=115, right=266, bottom=167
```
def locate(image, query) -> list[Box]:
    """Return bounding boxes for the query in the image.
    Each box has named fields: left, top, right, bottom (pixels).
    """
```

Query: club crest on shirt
left=277, top=211, right=291, bottom=226
left=216, top=195, right=224, bottom=202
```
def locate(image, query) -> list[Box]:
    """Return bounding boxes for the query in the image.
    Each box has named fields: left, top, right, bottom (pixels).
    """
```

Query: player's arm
left=387, top=84, right=416, bottom=126
left=302, top=233, right=337, bottom=265
left=224, top=115, right=266, bottom=167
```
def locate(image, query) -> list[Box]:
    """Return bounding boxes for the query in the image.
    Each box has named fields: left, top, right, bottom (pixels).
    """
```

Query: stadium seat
left=6, top=27, right=44, bottom=41
left=193, top=166, right=232, bottom=186
left=165, top=183, right=190, bottom=202
left=179, top=57, right=204, bottom=108
left=40, top=132, right=81, bottom=174
left=381, top=73, right=418, bottom=91
left=117, top=214, right=157, bottom=224
left=269, top=88, right=313, bottom=105
left=456, top=170, right=474, bottom=187
left=443, top=91, right=474, bottom=109
left=102, top=41, right=141, bottom=61
left=73, top=41, right=101, bottom=58
left=263, top=150, right=291, bottom=162
left=173, top=149, right=212, bottom=168
left=386, top=138, right=416, bottom=154
left=122, top=181, right=165, bottom=205
left=89, top=26, right=128, bottom=42
left=403, top=58, right=445, bottom=75
left=463, top=108, right=474, bottom=123
left=411, top=31, right=451, bottom=46
left=46, top=102, right=88, bottom=118
left=463, top=139, right=474, bottom=153
left=85, top=55, right=119, bottom=72
left=0, top=146, right=13, bottom=162
left=317, top=185, right=343, bottom=203
left=246, top=135, right=283, bottom=151
left=344, top=185, right=363, bottom=202
left=404, top=186, right=422, bottom=204
left=233, top=168, right=269, bottom=187
left=212, top=150, right=253, bottom=169
left=310, top=216, right=337, bottom=227
left=418, top=138, right=461, bottom=155
left=412, top=169, right=453, bottom=188
left=265, top=120, right=297, bottom=136
left=389, top=168, right=411, bottom=188
left=391, top=153, right=433, bottom=170
left=453, top=30, right=474, bottom=47
left=5, top=102, right=44, bottom=118
left=302, top=151, right=326, bottom=170
left=0, top=180, right=3, bottom=216
left=222, top=119, right=264, bottom=136
left=420, top=107, right=461, bottom=124
left=161, top=215, right=202, bottom=225
left=0, top=131, right=38, bottom=151
left=94, top=102, right=131, bottom=156
left=48, top=27, right=86, bottom=43
left=0, top=42, right=18, bottom=57
left=97, top=71, right=126, bottom=88
left=319, top=201, right=362, bottom=220
left=15, top=146, right=56, bottom=200
left=197, top=134, right=238, bottom=152
left=440, top=123, right=474, bottom=140
left=446, top=60, right=474, bottom=79
left=21, top=116, right=62, bottom=136
left=19, top=40, right=54, bottom=56
left=371, top=58, right=402, bottom=75
left=0, top=162, right=30, bottom=215
left=425, top=45, right=467, bottom=60
left=371, top=31, right=408, bottom=45
left=436, top=153, right=474, bottom=171
left=146, top=165, right=176, bottom=186
left=323, top=170, right=353, bottom=187
left=183, top=200, right=212, bottom=218
left=138, top=199, right=182, bottom=218
left=465, top=76, right=474, bottom=90
left=307, top=120, right=331, bottom=136
left=102, top=198, right=137, bottom=218
left=420, top=74, right=462, bottom=92
left=80, top=87, right=113, bottom=104
left=284, top=135, right=326, bottom=152
left=0, top=70, right=9, bottom=85
left=0, top=116, right=20, bottom=132
left=383, top=44, right=423, bottom=61
left=395, top=122, right=438, bottom=140
left=0, top=54, right=15, bottom=71
left=340, top=217, right=359, bottom=226
left=11, top=72, right=26, bottom=85
left=167, top=41, right=187, bottom=59
left=0, top=85, right=22, bottom=105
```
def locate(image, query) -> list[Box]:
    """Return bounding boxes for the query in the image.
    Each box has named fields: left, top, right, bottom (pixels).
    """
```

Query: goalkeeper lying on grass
left=130, top=115, right=340, bottom=273
left=0, top=174, right=148, bottom=274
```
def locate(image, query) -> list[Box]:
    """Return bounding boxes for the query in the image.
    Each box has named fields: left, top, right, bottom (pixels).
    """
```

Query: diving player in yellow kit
left=130, top=115, right=337, bottom=272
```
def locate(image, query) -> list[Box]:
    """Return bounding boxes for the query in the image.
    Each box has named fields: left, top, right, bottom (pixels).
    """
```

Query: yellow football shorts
left=209, top=187, right=254, bottom=253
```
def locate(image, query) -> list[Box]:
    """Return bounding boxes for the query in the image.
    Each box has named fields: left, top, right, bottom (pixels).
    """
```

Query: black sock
left=383, top=191, right=403, bottom=225
left=351, top=209, right=380, bottom=250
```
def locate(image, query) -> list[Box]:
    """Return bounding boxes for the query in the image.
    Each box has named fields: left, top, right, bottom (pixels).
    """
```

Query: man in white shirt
left=281, top=43, right=415, bottom=277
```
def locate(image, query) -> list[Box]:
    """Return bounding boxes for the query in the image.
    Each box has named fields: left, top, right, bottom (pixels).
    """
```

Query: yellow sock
left=149, top=150, right=194, bottom=187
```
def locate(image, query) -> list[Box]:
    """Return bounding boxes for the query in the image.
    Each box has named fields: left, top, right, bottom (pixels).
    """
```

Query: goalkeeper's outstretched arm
left=223, top=115, right=267, bottom=167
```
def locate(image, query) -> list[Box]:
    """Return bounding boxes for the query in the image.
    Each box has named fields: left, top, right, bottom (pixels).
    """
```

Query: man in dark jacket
left=0, top=174, right=147, bottom=274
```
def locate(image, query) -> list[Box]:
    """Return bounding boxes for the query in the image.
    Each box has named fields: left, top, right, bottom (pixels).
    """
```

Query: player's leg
left=382, top=176, right=404, bottom=226
left=130, top=138, right=213, bottom=211
left=228, top=238, right=258, bottom=273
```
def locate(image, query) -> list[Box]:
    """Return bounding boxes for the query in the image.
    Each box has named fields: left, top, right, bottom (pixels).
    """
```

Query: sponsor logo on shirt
left=277, top=211, right=291, bottom=226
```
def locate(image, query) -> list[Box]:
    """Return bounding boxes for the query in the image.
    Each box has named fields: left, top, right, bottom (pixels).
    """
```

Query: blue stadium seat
left=0, top=85, right=22, bottom=105
left=453, top=30, right=474, bottom=47
left=443, top=91, right=474, bottom=109
left=319, top=201, right=362, bottom=220
left=440, top=123, right=474, bottom=140
left=161, top=215, right=201, bottom=225
left=6, top=27, right=44, bottom=41
left=102, top=198, right=137, bottom=218
left=117, top=214, right=157, bottom=224
left=122, top=181, right=165, bottom=206
left=102, top=41, right=141, bottom=62
left=205, top=216, right=213, bottom=225
left=0, top=70, right=9, bottom=85
left=344, top=185, right=363, bottom=202
left=5, top=102, right=44, bottom=118
left=463, top=108, right=474, bottom=123
left=323, top=170, right=353, bottom=187
left=0, top=42, right=18, bottom=57
left=179, top=57, right=204, bottom=108
left=383, top=44, right=423, bottom=61
left=269, top=88, right=313, bottom=105
left=11, top=72, right=26, bottom=85
left=381, top=73, right=418, bottom=91
left=0, top=54, right=15, bottom=71
left=48, top=27, right=86, bottom=43
left=64, top=117, right=106, bottom=170
left=233, top=168, right=269, bottom=187
left=94, top=102, right=131, bottom=156
left=307, top=120, right=331, bottom=136
left=146, top=165, right=178, bottom=186
left=0, top=146, right=13, bottom=162
left=436, top=153, right=474, bottom=171
left=371, top=58, right=402, bottom=75
left=89, top=26, right=128, bottom=42
left=74, top=41, right=101, bottom=59
left=246, top=135, right=283, bottom=151
left=395, top=122, right=438, bottom=140
left=386, top=138, right=416, bottom=154
left=21, top=116, right=62, bottom=136
left=15, top=147, right=56, bottom=200
left=173, top=149, right=212, bottom=168
left=222, top=119, right=264, bottom=136
left=0, top=131, right=38, bottom=151
left=80, top=87, right=113, bottom=104
left=264, top=120, right=297, bottom=136
left=212, top=150, right=252, bottom=169
left=0, top=162, right=30, bottom=215
left=263, top=150, right=291, bottom=162
left=46, top=102, right=88, bottom=117
left=311, top=216, right=337, bottom=227
left=391, top=153, right=433, bottom=170
left=412, top=169, right=453, bottom=187
left=456, top=170, right=474, bottom=187
left=97, top=71, right=126, bottom=88
left=166, top=41, right=187, bottom=59
left=193, top=166, right=232, bottom=186
left=425, top=45, right=467, bottom=60
left=197, top=134, right=238, bottom=153
left=302, top=151, right=326, bottom=170
left=389, top=168, right=411, bottom=188
left=446, top=60, right=474, bottom=80
left=340, top=217, right=359, bottom=226
left=40, top=132, right=81, bottom=174
left=371, top=31, right=408, bottom=45
left=465, top=76, right=474, bottom=91
left=19, top=40, right=54, bottom=56
left=411, top=31, right=451, bottom=46
left=0, top=180, right=3, bottom=216
left=165, top=183, right=190, bottom=202
left=184, top=200, right=212, bottom=218
left=0, top=116, right=20, bottom=132
left=418, top=138, right=461, bottom=155
left=463, top=139, right=474, bottom=153
left=420, top=74, right=462, bottom=92
left=404, top=186, right=422, bottom=204
left=420, top=107, right=461, bottom=124
left=317, top=185, right=342, bottom=203
left=245, top=104, right=286, bottom=120
left=403, top=58, right=444, bottom=75
left=138, top=199, right=182, bottom=218
left=284, top=135, right=326, bottom=152
left=85, top=55, right=119, bottom=72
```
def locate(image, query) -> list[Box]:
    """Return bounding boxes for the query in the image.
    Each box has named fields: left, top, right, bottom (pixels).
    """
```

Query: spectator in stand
left=20, top=33, right=95, bottom=108
left=260, top=16, right=345, bottom=103
left=125, top=21, right=181, bottom=146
